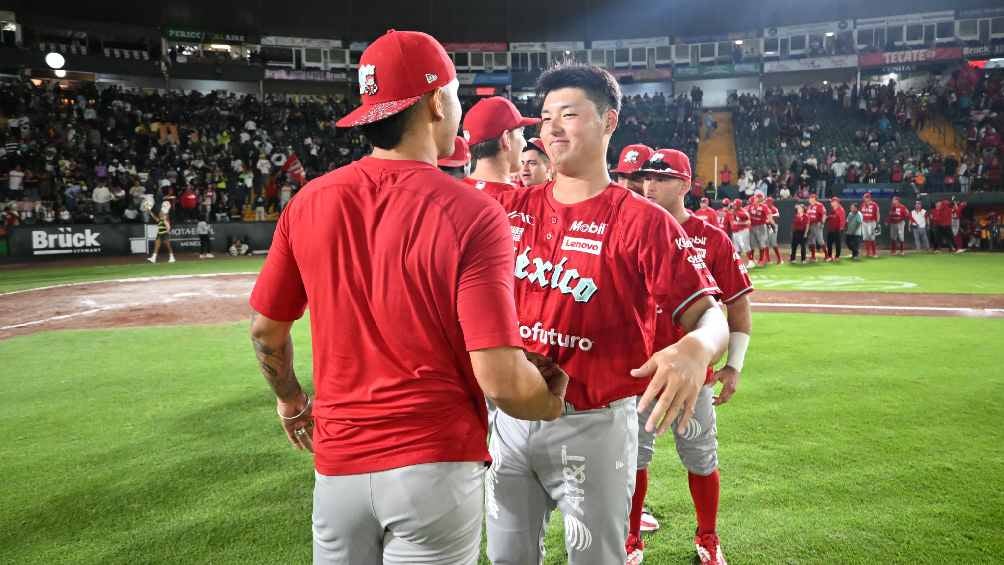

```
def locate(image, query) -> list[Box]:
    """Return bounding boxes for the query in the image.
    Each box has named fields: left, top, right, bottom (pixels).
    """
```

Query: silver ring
left=295, top=428, right=307, bottom=436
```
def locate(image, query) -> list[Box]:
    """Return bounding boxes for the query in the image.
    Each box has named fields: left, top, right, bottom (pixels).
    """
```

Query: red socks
left=629, top=468, right=648, bottom=538
left=810, top=246, right=816, bottom=260
left=689, top=469, right=720, bottom=535
left=773, top=247, right=782, bottom=262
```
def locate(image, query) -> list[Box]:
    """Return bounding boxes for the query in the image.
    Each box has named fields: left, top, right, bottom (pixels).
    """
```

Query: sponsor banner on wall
left=442, top=42, right=508, bottom=52
left=958, top=7, right=1004, bottom=18
left=165, top=28, right=246, bottom=45
left=855, top=11, right=954, bottom=28
left=457, top=72, right=512, bottom=86
left=261, top=36, right=342, bottom=49
left=592, top=36, right=670, bottom=49
left=858, top=47, right=963, bottom=68
left=764, top=55, right=858, bottom=73
left=764, top=20, right=852, bottom=38
left=510, top=41, right=584, bottom=52
left=264, top=69, right=347, bottom=82
left=675, top=62, right=760, bottom=78
left=964, top=45, right=1004, bottom=59
left=610, top=67, right=673, bottom=82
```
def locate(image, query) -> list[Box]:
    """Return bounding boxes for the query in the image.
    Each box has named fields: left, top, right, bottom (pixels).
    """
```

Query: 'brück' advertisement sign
left=31, top=227, right=104, bottom=256
left=7, top=224, right=137, bottom=259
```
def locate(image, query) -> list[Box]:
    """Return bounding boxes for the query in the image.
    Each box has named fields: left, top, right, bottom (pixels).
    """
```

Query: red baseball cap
left=336, top=30, right=456, bottom=128
left=437, top=136, right=470, bottom=168
left=641, top=148, right=692, bottom=182
left=733, top=198, right=744, bottom=207
left=863, top=191, right=872, bottom=198
left=611, top=144, right=653, bottom=175
left=721, top=198, right=731, bottom=206
left=462, top=97, right=540, bottom=145
left=523, top=137, right=548, bottom=156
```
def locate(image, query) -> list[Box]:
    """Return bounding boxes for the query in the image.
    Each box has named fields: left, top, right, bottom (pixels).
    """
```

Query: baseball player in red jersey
left=729, top=199, right=755, bottom=269
left=632, top=148, right=753, bottom=565
left=859, top=192, right=880, bottom=257
left=462, top=96, right=540, bottom=197
left=805, top=194, right=827, bottom=261
left=765, top=196, right=783, bottom=264
left=611, top=143, right=655, bottom=195
left=693, top=197, right=719, bottom=226
left=438, top=134, right=471, bottom=179
left=520, top=137, right=552, bottom=186
left=719, top=198, right=732, bottom=234
left=248, top=31, right=568, bottom=565
left=824, top=197, right=847, bottom=262
left=747, top=192, right=772, bottom=267
left=886, top=195, right=910, bottom=256
left=951, top=198, right=968, bottom=252
left=485, top=64, right=729, bottom=565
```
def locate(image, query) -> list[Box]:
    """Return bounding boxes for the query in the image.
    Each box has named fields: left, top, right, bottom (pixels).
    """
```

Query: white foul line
left=751, top=302, right=1004, bottom=316
left=0, top=272, right=259, bottom=297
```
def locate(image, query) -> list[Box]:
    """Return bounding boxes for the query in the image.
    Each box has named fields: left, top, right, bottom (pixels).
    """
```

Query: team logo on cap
left=358, top=65, right=378, bottom=96
left=463, top=130, right=471, bottom=141
left=425, top=73, right=438, bottom=84
left=624, top=150, right=639, bottom=163
left=650, top=152, right=665, bottom=162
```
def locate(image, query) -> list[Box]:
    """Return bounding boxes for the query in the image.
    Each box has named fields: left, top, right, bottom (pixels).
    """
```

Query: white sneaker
left=198, top=254, right=205, bottom=259
left=168, top=256, right=176, bottom=263
left=146, top=256, right=156, bottom=263
left=206, top=253, right=214, bottom=258
left=955, top=248, right=967, bottom=254
left=640, top=509, right=660, bottom=532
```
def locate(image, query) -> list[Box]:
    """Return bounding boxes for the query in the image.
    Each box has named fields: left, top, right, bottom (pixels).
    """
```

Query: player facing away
left=438, top=134, right=471, bottom=179
left=765, top=196, right=783, bottom=264
left=462, top=96, right=539, bottom=197
left=611, top=143, right=654, bottom=195
left=485, top=64, right=730, bottom=565
left=886, top=196, right=911, bottom=256
left=247, top=30, right=568, bottom=565
left=637, top=148, right=754, bottom=565
left=805, top=193, right=827, bottom=261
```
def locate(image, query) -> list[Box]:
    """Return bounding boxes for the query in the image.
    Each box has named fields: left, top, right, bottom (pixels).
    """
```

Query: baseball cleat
left=640, top=508, right=660, bottom=532
left=168, top=256, right=176, bottom=263
left=694, top=532, right=727, bottom=565
left=625, top=534, right=644, bottom=565
left=146, top=256, right=156, bottom=263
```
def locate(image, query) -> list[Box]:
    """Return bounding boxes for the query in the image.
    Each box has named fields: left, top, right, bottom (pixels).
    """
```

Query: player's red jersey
left=825, top=206, right=847, bottom=231
left=748, top=203, right=769, bottom=226
left=768, top=204, right=781, bottom=226
left=693, top=207, right=718, bottom=227
left=792, top=213, right=810, bottom=232
left=807, top=202, right=826, bottom=224
left=496, top=182, right=721, bottom=410
left=720, top=209, right=733, bottom=233
left=656, top=214, right=753, bottom=381
left=250, top=156, right=522, bottom=476
left=887, top=203, right=910, bottom=224
left=730, top=208, right=751, bottom=231
left=932, top=203, right=953, bottom=226
left=861, top=200, right=880, bottom=222
left=463, top=177, right=517, bottom=198
left=952, top=202, right=967, bottom=219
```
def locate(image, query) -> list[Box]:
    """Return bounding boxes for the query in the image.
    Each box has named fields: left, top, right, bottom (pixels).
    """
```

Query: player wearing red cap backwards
left=693, top=197, right=718, bottom=226
left=519, top=137, right=552, bottom=186
left=438, top=134, right=471, bottom=179
left=639, top=148, right=753, bottom=565
left=248, top=30, right=568, bottom=565
left=860, top=191, right=880, bottom=257
left=485, top=63, right=729, bottom=565
left=610, top=143, right=654, bottom=195
left=718, top=198, right=732, bottom=234
left=765, top=196, right=783, bottom=264
left=462, top=96, right=539, bottom=197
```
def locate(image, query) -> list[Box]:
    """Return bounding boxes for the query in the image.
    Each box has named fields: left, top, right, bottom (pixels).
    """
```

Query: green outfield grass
left=2, top=313, right=1002, bottom=564
left=2, top=252, right=1002, bottom=295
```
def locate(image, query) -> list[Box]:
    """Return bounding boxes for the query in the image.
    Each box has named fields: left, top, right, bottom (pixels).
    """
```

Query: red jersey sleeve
left=456, top=205, right=523, bottom=351
left=641, top=213, right=721, bottom=324
left=249, top=210, right=308, bottom=321
left=711, top=233, right=753, bottom=304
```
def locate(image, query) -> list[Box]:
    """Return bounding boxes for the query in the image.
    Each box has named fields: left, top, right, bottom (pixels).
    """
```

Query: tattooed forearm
left=250, top=313, right=302, bottom=402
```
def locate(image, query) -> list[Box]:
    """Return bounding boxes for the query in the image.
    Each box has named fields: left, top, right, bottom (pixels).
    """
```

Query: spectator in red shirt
left=248, top=31, right=566, bottom=564
left=719, top=164, right=732, bottom=187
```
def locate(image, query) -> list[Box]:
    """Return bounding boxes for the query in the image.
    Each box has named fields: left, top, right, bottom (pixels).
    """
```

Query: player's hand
left=712, top=365, right=740, bottom=406
left=277, top=393, right=313, bottom=452
left=525, top=352, right=570, bottom=401
left=631, top=338, right=707, bottom=436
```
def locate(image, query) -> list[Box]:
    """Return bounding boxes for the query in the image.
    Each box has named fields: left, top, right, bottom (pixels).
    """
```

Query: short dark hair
left=470, top=138, right=502, bottom=162
left=536, top=63, right=622, bottom=115
left=358, top=103, right=419, bottom=150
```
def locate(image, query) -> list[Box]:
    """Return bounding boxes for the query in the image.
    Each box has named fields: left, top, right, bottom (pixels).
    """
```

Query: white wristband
left=725, top=332, right=750, bottom=372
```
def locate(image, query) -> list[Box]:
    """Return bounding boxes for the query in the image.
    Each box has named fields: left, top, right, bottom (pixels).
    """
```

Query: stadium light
left=734, top=40, right=744, bottom=45
left=564, top=50, right=571, bottom=55
left=54, top=69, right=66, bottom=78
left=45, top=52, right=65, bottom=69
left=825, top=32, right=836, bottom=37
